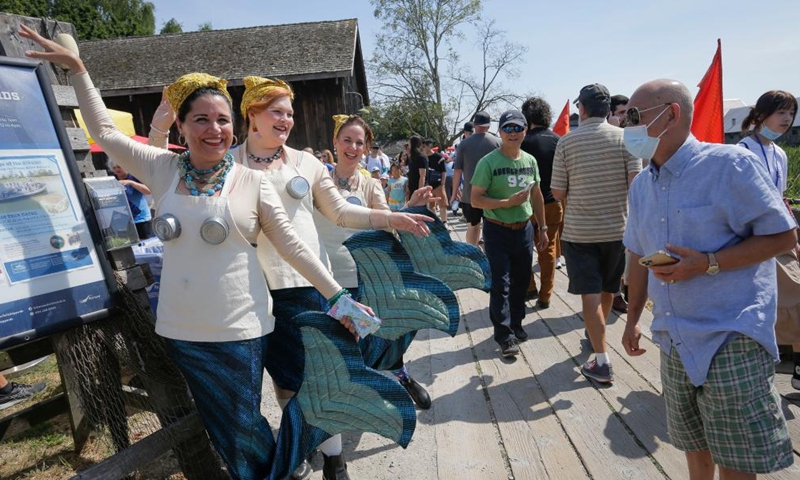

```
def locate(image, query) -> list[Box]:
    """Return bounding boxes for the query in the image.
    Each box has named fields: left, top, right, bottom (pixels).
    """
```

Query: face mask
left=759, top=125, right=783, bottom=141
left=623, top=106, right=670, bottom=160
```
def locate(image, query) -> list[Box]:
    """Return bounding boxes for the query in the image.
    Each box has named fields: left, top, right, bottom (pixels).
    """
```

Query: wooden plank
left=426, top=310, right=508, bottom=479
left=540, top=289, right=684, bottom=479
left=66, top=126, right=90, bottom=151
left=458, top=289, right=587, bottom=479
left=0, top=338, right=54, bottom=371
left=53, top=84, right=79, bottom=108
left=0, top=393, right=68, bottom=442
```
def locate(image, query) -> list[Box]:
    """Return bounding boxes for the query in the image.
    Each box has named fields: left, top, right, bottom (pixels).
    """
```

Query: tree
left=160, top=18, right=183, bottom=34
left=369, top=0, right=527, bottom=147
left=197, top=21, right=212, bottom=32
left=1, top=0, right=156, bottom=40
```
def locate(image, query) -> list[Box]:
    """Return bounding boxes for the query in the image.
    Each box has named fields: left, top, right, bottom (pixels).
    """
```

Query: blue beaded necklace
left=179, top=151, right=234, bottom=196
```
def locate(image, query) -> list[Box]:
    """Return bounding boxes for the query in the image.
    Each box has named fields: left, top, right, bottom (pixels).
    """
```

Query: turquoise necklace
left=179, top=152, right=234, bottom=196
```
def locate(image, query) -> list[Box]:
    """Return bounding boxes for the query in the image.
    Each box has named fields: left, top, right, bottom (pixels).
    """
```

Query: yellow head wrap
left=240, top=76, right=295, bottom=117
left=165, top=73, right=232, bottom=113
left=332, top=114, right=358, bottom=141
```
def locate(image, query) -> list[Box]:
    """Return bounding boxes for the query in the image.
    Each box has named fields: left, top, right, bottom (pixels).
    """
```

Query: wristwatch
left=539, top=225, right=549, bottom=231
left=705, top=252, right=720, bottom=275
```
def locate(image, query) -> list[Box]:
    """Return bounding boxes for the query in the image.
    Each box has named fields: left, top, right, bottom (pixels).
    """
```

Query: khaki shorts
left=661, top=335, right=793, bottom=473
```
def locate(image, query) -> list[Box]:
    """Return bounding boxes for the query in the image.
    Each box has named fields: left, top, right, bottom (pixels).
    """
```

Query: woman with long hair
left=738, top=90, right=800, bottom=390
left=19, top=25, right=377, bottom=480
left=406, top=135, right=428, bottom=200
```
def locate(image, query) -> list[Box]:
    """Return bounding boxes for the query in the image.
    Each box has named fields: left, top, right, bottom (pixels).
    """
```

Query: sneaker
left=0, top=382, right=46, bottom=410
left=555, top=259, right=563, bottom=270
left=512, top=326, right=528, bottom=342
left=500, top=339, right=520, bottom=358
left=581, top=360, right=614, bottom=384
left=536, top=300, right=550, bottom=309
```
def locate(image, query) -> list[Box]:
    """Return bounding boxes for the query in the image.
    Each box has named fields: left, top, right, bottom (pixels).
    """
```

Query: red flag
left=691, top=39, right=724, bottom=143
left=553, top=99, right=570, bottom=136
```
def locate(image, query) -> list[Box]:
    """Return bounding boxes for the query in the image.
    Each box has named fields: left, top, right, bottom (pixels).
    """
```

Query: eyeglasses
left=625, top=103, right=672, bottom=126
left=501, top=124, right=526, bottom=133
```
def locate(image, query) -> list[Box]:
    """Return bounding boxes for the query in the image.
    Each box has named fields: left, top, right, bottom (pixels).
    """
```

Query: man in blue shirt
left=622, top=79, right=796, bottom=478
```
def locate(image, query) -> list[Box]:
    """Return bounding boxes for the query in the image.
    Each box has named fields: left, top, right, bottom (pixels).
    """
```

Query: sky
left=147, top=0, right=800, bottom=117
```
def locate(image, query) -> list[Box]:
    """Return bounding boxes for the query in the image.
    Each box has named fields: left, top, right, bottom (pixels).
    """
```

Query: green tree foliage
left=197, top=21, right=212, bottom=32
left=160, top=17, right=183, bottom=34
left=370, top=0, right=527, bottom=147
left=0, top=0, right=156, bottom=40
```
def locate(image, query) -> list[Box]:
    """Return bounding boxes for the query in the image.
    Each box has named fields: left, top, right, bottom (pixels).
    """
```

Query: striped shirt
left=551, top=117, right=641, bottom=243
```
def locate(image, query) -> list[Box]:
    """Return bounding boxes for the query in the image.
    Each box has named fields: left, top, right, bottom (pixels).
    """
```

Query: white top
left=366, top=153, right=390, bottom=173
left=737, top=135, right=788, bottom=195
left=314, top=175, right=389, bottom=288
left=73, top=71, right=342, bottom=341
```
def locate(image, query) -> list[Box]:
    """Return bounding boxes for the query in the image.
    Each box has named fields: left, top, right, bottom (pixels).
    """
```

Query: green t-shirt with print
left=470, top=149, right=540, bottom=223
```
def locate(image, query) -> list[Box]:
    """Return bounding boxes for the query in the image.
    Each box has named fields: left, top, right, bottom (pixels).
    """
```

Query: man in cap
left=471, top=110, right=548, bottom=358
left=622, top=78, right=796, bottom=479
left=551, top=84, right=642, bottom=383
left=451, top=111, right=502, bottom=245
left=366, top=144, right=390, bottom=175
left=462, top=121, right=474, bottom=140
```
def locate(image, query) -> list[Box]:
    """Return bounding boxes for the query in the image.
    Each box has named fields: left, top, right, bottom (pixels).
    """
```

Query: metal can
left=153, top=214, right=181, bottom=241
left=200, top=216, right=229, bottom=245
left=286, top=176, right=310, bottom=199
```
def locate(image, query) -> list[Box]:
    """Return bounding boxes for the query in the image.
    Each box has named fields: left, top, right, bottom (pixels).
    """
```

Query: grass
left=0, top=355, right=187, bottom=479
left=783, top=145, right=800, bottom=199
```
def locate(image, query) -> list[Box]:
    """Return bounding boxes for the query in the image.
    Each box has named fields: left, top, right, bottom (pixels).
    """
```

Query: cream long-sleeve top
left=314, top=174, right=390, bottom=288
left=72, top=71, right=342, bottom=341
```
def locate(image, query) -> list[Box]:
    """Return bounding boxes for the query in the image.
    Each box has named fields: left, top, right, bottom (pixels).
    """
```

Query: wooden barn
left=78, top=18, right=369, bottom=151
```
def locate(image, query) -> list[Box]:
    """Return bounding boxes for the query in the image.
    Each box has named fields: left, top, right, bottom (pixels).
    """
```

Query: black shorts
left=461, top=202, right=483, bottom=226
left=562, top=240, right=625, bottom=295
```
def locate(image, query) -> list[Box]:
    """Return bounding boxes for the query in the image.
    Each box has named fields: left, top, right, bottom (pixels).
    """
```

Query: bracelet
left=149, top=123, right=169, bottom=136
left=327, top=288, right=351, bottom=308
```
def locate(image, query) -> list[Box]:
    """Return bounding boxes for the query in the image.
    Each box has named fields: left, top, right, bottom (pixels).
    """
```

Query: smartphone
left=638, top=250, right=679, bottom=267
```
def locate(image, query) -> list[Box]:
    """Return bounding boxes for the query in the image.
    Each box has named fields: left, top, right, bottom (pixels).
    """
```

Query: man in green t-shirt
left=471, top=110, right=549, bottom=358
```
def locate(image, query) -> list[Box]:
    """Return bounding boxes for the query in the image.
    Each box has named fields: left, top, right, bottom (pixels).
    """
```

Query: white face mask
left=623, top=105, right=670, bottom=160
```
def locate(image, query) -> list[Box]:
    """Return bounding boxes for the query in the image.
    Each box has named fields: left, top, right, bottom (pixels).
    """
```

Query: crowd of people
left=13, top=22, right=800, bottom=480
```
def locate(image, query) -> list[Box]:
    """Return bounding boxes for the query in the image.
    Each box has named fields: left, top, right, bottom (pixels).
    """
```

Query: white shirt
left=737, top=135, right=788, bottom=195
left=366, top=153, right=390, bottom=173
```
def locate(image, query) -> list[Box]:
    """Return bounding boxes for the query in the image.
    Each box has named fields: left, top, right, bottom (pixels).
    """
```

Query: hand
left=649, top=243, right=708, bottom=283
left=450, top=190, right=462, bottom=203
left=117, top=179, right=132, bottom=186
left=536, top=231, right=549, bottom=252
left=621, top=322, right=646, bottom=356
left=336, top=316, right=359, bottom=341
left=507, top=189, right=530, bottom=207
left=151, top=87, right=176, bottom=133
left=18, top=24, right=85, bottom=72
left=408, top=186, right=439, bottom=207
left=389, top=212, right=433, bottom=236
left=607, top=115, right=621, bottom=127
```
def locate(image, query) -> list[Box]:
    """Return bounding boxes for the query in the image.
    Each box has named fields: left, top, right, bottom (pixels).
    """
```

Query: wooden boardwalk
left=262, top=220, right=800, bottom=480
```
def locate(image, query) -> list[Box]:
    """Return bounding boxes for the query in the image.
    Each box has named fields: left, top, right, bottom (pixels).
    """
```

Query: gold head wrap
left=332, top=114, right=359, bottom=141
left=165, top=73, right=232, bottom=113
left=241, top=76, right=295, bottom=117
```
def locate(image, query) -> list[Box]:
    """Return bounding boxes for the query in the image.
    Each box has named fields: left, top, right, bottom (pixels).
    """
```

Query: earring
left=178, top=134, right=186, bottom=146
left=252, top=124, right=258, bottom=133
left=231, top=135, right=239, bottom=147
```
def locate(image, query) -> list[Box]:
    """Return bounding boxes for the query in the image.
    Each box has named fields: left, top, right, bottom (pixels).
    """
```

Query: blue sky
left=148, top=0, right=800, bottom=116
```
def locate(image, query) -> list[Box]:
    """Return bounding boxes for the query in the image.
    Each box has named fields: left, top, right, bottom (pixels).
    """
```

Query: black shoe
left=512, top=326, right=528, bottom=342
left=322, top=453, right=350, bottom=480
left=525, top=289, right=539, bottom=301
left=536, top=300, right=550, bottom=309
left=500, top=339, right=519, bottom=358
left=611, top=295, right=628, bottom=313
left=399, top=375, right=432, bottom=409
left=291, top=458, right=312, bottom=480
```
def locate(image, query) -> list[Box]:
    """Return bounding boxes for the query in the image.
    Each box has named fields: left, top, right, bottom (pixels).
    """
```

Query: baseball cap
left=473, top=111, right=491, bottom=127
left=573, top=83, right=611, bottom=106
left=498, top=110, right=527, bottom=129
left=370, top=166, right=380, bottom=172
left=463, top=121, right=474, bottom=132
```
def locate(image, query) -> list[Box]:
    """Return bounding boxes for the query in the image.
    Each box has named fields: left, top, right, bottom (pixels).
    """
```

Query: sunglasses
left=501, top=124, right=526, bottom=133
left=625, top=103, right=672, bottom=126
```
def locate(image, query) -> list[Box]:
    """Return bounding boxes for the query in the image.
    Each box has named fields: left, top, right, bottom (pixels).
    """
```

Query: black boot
left=290, top=458, right=312, bottom=480
left=399, top=375, right=432, bottom=409
left=322, top=453, right=350, bottom=480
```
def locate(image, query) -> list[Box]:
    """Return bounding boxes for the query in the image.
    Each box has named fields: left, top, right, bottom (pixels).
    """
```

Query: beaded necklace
left=247, top=145, right=283, bottom=164
left=179, top=152, right=234, bottom=196
left=332, top=168, right=358, bottom=192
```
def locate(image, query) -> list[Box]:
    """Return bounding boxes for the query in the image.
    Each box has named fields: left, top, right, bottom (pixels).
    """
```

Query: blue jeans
left=483, top=219, right=533, bottom=344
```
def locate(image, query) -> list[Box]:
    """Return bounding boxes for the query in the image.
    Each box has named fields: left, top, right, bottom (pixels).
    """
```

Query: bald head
left=630, top=79, right=693, bottom=128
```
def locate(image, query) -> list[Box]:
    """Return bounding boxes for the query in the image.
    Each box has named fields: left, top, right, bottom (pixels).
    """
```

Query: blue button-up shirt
left=624, top=135, right=796, bottom=386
